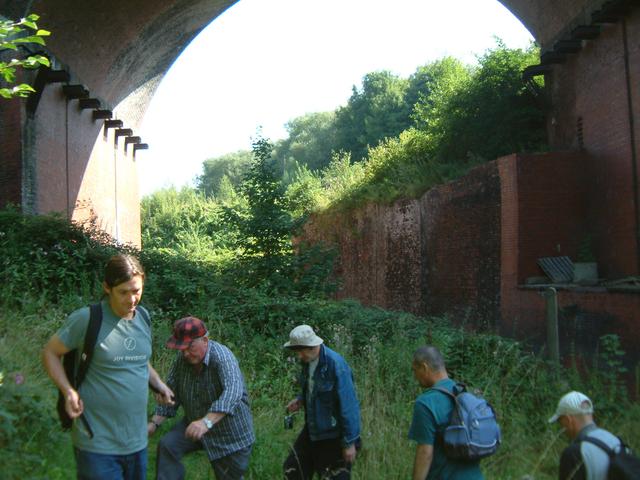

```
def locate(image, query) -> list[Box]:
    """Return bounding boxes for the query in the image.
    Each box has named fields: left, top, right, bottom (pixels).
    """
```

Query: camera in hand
left=284, top=414, right=294, bottom=430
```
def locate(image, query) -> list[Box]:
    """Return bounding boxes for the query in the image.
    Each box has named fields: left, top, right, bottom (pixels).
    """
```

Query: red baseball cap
left=166, top=316, right=208, bottom=350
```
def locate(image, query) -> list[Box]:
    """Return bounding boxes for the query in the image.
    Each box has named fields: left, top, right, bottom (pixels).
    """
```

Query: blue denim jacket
left=300, top=345, right=361, bottom=446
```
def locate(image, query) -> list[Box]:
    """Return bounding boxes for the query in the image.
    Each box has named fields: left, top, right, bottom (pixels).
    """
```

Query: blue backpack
left=433, top=383, right=501, bottom=462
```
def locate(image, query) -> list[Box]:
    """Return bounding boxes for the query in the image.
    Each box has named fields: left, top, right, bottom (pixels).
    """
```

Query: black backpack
left=433, top=383, right=501, bottom=462
left=56, top=303, right=151, bottom=437
left=582, top=435, right=640, bottom=480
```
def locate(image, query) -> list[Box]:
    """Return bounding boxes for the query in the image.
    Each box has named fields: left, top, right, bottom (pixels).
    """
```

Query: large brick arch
left=0, top=0, right=638, bottom=265
left=1, top=0, right=599, bottom=115
left=2, top=0, right=640, bottom=371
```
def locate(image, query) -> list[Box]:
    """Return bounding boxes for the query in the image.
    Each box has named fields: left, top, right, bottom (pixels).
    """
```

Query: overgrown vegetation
left=1, top=171, right=639, bottom=478
left=1, top=36, right=636, bottom=480
left=197, top=41, right=545, bottom=214
left=1, top=210, right=639, bottom=478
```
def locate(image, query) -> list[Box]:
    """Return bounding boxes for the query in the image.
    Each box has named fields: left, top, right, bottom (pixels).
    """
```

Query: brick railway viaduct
left=1, top=0, right=640, bottom=374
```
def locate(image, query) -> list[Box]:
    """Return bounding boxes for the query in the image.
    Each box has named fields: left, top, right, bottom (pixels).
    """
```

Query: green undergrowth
left=2, top=297, right=639, bottom=479
left=1, top=209, right=639, bottom=479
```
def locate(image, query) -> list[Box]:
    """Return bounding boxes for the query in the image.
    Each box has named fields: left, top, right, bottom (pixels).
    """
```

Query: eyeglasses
left=186, top=336, right=206, bottom=352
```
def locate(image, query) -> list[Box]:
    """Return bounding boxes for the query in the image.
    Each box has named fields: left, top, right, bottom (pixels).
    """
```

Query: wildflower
left=13, top=372, right=24, bottom=385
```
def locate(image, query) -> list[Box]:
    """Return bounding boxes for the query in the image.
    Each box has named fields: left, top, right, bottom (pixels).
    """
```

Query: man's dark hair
left=413, top=345, right=446, bottom=371
left=104, top=254, right=145, bottom=287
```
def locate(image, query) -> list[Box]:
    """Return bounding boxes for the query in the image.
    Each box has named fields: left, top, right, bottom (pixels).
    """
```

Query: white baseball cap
left=548, top=391, right=594, bottom=423
left=284, top=325, right=323, bottom=348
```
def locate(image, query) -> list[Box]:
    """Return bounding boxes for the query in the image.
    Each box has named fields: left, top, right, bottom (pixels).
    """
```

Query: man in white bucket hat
left=549, top=391, right=623, bottom=479
left=282, top=325, right=361, bottom=479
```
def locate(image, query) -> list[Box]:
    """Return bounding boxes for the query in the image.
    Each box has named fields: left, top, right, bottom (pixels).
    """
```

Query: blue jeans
left=74, top=447, right=147, bottom=480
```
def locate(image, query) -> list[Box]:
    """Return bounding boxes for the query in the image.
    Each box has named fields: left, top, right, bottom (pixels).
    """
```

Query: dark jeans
left=74, top=447, right=147, bottom=480
left=283, top=427, right=357, bottom=480
left=156, top=418, right=252, bottom=480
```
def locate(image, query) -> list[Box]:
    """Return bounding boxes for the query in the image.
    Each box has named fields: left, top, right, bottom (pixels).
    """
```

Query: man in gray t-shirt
left=42, top=254, right=173, bottom=480
left=56, top=300, right=153, bottom=454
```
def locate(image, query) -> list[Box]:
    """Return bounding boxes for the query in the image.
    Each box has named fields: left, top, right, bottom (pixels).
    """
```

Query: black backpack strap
left=73, top=303, right=102, bottom=439
left=75, top=303, right=102, bottom=388
left=581, top=436, right=616, bottom=456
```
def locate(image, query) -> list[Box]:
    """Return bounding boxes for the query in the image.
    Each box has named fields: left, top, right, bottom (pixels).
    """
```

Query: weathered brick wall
left=499, top=152, right=587, bottom=338
left=420, top=163, right=501, bottom=326
left=306, top=152, right=639, bottom=369
left=305, top=201, right=425, bottom=315
left=303, top=162, right=502, bottom=326
left=504, top=152, right=589, bottom=284
left=548, top=11, right=640, bottom=278
left=499, top=152, right=640, bottom=377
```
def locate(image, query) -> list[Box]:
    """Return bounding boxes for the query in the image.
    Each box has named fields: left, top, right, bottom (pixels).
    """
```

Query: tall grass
left=1, top=209, right=638, bottom=479
left=3, top=295, right=639, bottom=479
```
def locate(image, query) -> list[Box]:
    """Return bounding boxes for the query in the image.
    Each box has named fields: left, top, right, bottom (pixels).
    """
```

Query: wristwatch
left=202, top=417, right=214, bottom=429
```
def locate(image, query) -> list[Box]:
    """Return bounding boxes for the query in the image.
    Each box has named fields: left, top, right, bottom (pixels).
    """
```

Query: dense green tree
left=223, top=137, right=336, bottom=295
left=196, top=150, right=253, bottom=198
left=224, top=137, right=293, bottom=268
left=334, top=70, right=411, bottom=162
left=409, top=57, right=472, bottom=132
left=193, top=42, right=546, bottom=216
left=413, top=41, right=544, bottom=163
left=272, top=111, right=338, bottom=176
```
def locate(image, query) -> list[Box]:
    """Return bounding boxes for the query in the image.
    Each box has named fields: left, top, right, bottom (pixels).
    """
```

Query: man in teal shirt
left=408, top=345, right=484, bottom=480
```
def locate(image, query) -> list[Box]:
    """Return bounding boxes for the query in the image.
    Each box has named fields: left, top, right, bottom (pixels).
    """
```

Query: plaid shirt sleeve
left=208, top=343, right=244, bottom=415
left=155, top=353, right=181, bottom=418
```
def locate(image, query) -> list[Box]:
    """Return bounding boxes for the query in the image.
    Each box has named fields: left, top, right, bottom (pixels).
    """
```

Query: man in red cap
left=148, top=317, right=254, bottom=479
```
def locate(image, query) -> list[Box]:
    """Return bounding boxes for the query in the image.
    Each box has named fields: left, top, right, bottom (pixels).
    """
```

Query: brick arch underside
left=0, top=0, right=613, bottom=248
left=1, top=0, right=592, bottom=118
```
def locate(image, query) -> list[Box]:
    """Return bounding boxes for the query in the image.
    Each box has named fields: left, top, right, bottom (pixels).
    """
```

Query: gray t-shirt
left=57, top=299, right=152, bottom=454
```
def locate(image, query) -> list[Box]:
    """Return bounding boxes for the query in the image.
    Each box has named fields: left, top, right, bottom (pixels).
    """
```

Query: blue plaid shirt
left=156, top=340, right=255, bottom=460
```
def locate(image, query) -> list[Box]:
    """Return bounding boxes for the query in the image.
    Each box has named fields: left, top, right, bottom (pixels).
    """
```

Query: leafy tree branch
left=0, top=13, right=50, bottom=99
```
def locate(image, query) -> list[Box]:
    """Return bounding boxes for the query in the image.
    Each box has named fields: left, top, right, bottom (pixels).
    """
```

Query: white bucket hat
left=548, top=391, right=594, bottom=423
left=284, top=325, right=323, bottom=348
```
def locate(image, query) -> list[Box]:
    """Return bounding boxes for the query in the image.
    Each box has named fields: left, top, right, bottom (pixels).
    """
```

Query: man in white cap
left=283, top=324, right=361, bottom=480
left=549, top=390, right=621, bottom=479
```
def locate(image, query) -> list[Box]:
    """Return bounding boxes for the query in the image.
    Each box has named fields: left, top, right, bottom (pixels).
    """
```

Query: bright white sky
left=137, top=0, right=534, bottom=196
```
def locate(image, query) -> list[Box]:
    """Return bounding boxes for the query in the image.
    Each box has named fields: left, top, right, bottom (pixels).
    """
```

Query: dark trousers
left=283, top=427, right=352, bottom=480
left=156, top=418, right=252, bottom=480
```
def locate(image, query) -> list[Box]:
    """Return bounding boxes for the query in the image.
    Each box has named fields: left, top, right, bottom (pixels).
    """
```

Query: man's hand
left=342, top=444, right=357, bottom=464
left=154, top=382, right=175, bottom=406
left=286, top=398, right=302, bottom=413
left=148, top=416, right=164, bottom=437
left=185, top=419, right=210, bottom=441
left=65, top=388, right=83, bottom=419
